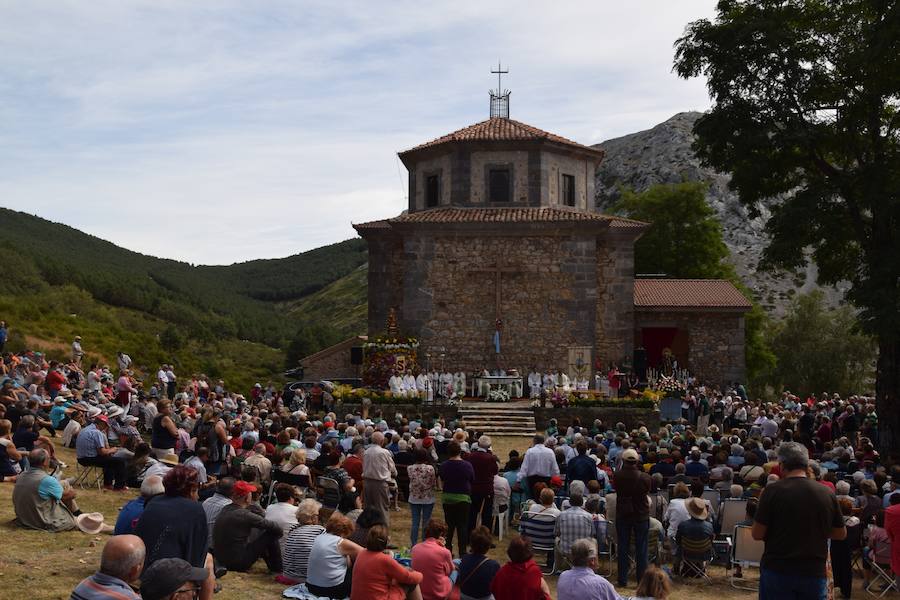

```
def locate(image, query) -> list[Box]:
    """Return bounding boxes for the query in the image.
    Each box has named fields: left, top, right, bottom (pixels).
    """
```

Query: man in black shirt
left=212, top=480, right=282, bottom=573
left=753, top=442, right=845, bottom=600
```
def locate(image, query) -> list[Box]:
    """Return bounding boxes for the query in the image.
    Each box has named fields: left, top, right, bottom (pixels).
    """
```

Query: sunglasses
left=173, top=585, right=201, bottom=599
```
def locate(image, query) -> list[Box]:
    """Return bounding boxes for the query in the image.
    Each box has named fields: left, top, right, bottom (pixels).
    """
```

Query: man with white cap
left=612, top=448, right=651, bottom=587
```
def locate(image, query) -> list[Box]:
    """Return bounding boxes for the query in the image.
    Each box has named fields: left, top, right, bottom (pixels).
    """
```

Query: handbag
left=451, top=556, right=490, bottom=600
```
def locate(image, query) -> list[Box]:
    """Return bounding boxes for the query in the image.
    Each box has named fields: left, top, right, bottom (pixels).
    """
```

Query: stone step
left=459, top=409, right=534, bottom=416
left=459, top=413, right=534, bottom=420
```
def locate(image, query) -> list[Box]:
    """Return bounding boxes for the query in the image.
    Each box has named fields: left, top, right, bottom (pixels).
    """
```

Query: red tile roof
left=634, top=279, right=752, bottom=310
left=399, top=117, right=604, bottom=157
left=353, top=207, right=647, bottom=229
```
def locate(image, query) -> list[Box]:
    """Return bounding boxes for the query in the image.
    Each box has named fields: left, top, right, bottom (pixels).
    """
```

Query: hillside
left=594, top=112, right=846, bottom=314
left=0, top=207, right=366, bottom=387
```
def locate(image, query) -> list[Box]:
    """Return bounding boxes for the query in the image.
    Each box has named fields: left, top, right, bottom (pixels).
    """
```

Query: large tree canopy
left=674, top=0, right=900, bottom=453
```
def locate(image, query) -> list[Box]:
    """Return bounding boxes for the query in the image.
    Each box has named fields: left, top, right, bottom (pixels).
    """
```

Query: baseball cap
left=233, top=480, right=257, bottom=496
left=621, top=449, right=640, bottom=463
left=139, top=558, right=208, bottom=600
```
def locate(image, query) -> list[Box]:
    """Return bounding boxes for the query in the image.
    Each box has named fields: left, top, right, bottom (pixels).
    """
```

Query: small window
left=561, top=174, right=576, bottom=207
left=425, top=175, right=440, bottom=208
left=489, top=169, right=510, bottom=202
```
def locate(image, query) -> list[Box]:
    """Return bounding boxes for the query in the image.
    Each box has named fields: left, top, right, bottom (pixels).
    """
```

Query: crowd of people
left=2, top=335, right=899, bottom=600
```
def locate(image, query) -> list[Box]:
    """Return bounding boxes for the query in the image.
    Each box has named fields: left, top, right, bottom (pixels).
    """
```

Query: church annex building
left=303, top=114, right=751, bottom=388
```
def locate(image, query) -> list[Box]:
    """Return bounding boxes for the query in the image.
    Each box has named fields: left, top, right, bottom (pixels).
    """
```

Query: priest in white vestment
left=403, top=372, right=417, bottom=398
left=389, top=373, right=406, bottom=397
left=527, top=369, right=542, bottom=398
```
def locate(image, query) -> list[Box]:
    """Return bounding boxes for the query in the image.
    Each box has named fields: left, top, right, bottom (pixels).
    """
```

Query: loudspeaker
left=350, top=347, right=364, bottom=365
left=633, top=347, right=647, bottom=380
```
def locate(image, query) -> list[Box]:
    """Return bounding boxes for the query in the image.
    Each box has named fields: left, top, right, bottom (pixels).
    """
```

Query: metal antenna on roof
left=490, top=61, right=510, bottom=119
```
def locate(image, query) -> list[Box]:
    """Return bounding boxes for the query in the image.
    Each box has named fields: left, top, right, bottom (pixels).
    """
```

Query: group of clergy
left=526, top=369, right=592, bottom=398
left=387, top=370, right=466, bottom=400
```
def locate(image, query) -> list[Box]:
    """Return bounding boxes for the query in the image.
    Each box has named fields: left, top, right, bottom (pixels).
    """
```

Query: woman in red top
left=490, top=536, right=551, bottom=600
left=351, top=524, right=423, bottom=600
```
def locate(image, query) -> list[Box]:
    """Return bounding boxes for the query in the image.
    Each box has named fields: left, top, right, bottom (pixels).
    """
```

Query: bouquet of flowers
left=487, top=388, right=511, bottom=403
left=551, top=389, right=569, bottom=408
left=658, top=376, right=685, bottom=396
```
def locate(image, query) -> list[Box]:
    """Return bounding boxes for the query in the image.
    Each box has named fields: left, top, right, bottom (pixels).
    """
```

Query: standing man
left=166, top=365, right=177, bottom=401
left=0, top=320, right=8, bottom=353
left=157, top=365, right=169, bottom=399
left=752, top=442, right=846, bottom=600
left=362, top=431, right=396, bottom=525
left=612, top=448, right=651, bottom=588
left=467, top=435, right=498, bottom=533
left=517, top=434, right=559, bottom=499
left=71, top=336, right=84, bottom=367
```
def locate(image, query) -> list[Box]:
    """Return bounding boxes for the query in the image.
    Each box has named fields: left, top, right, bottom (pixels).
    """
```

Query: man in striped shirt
left=70, top=535, right=144, bottom=600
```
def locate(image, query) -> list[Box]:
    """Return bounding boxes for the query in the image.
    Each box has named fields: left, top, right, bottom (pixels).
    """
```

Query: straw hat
left=75, top=513, right=113, bottom=534
left=686, top=497, right=709, bottom=520
left=159, top=454, right=180, bottom=467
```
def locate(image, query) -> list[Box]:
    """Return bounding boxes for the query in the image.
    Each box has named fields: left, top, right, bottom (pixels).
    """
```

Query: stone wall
left=409, top=152, right=452, bottom=211
left=595, top=230, right=637, bottom=368
left=469, top=150, right=530, bottom=204
left=542, top=150, right=595, bottom=210
left=634, top=310, right=746, bottom=386
left=404, top=232, right=602, bottom=374
left=533, top=406, right=659, bottom=432
left=337, top=402, right=458, bottom=422
left=302, top=337, right=362, bottom=382
left=366, top=233, right=404, bottom=335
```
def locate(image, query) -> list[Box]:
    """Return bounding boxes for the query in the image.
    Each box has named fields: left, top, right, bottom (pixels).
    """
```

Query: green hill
left=0, top=207, right=369, bottom=389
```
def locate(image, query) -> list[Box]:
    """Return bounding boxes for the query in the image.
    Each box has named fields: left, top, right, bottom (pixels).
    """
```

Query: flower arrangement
left=551, top=389, right=570, bottom=408
left=658, top=376, right=685, bottom=396
left=487, top=388, right=511, bottom=403
left=362, top=335, right=420, bottom=389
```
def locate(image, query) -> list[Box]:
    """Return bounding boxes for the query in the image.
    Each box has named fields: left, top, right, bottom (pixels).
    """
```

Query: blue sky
left=0, top=1, right=716, bottom=265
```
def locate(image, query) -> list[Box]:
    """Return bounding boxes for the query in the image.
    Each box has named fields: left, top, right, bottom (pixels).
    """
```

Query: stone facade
left=362, top=219, right=639, bottom=375
left=300, top=336, right=365, bottom=382
left=634, top=310, right=746, bottom=386
left=533, top=406, right=660, bottom=432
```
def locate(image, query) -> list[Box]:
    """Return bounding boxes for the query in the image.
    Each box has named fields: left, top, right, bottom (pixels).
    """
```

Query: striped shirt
left=70, top=572, right=140, bottom=600
left=202, top=493, right=232, bottom=550
left=282, top=524, right=325, bottom=581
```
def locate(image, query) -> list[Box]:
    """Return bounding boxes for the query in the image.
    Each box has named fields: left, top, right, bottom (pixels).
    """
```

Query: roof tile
left=400, top=117, right=604, bottom=157
left=633, top=279, right=752, bottom=310
left=354, top=207, right=648, bottom=228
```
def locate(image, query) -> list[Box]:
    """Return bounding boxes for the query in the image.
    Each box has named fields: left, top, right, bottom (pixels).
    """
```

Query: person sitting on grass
left=139, top=557, right=211, bottom=600
left=279, top=499, right=325, bottom=585
left=114, top=475, right=164, bottom=535
left=410, top=518, right=456, bottom=600
left=13, top=448, right=81, bottom=532
left=490, top=535, right=551, bottom=600
left=350, top=523, right=423, bottom=600
left=212, top=480, right=283, bottom=574
left=632, top=564, right=672, bottom=600
left=70, top=534, right=145, bottom=600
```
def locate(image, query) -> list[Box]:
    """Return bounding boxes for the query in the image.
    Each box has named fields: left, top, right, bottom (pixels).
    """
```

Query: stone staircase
left=458, top=401, right=536, bottom=437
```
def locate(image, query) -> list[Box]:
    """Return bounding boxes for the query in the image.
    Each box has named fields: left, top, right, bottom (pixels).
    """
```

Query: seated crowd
left=3, top=343, right=899, bottom=600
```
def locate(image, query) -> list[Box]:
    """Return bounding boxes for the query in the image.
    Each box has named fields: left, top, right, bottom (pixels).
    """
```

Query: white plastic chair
left=730, top=524, right=764, bottom=590
left=492, top=500, right=509, bottom=541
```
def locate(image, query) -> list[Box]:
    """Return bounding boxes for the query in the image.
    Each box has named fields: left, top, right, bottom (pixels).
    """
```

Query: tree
left=674, top=1, right=900, bottom=454
left=614, top=181, right=736, bottom=279
left=159, top=324, right=184, bottom=353
left=771, top=291, right=875, bottom=396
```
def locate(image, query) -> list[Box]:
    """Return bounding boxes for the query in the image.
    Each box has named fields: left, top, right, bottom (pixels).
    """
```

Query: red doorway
left=641, top=327, right=689, bottom=370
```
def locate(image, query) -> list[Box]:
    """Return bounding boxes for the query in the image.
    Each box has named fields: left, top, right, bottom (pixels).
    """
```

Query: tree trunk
left=876, top=337, right=900, bottom=460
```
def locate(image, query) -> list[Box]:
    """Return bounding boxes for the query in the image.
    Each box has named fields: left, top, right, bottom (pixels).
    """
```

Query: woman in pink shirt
left=410, top=519, right=456, bottom=600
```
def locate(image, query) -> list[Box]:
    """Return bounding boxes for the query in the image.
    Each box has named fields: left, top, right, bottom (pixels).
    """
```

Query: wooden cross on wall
left=470, top=260, right=525, bottom=321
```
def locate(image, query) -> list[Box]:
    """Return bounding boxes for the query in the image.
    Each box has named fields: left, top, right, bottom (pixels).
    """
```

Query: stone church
left=305, top=112, right=751, bottom=387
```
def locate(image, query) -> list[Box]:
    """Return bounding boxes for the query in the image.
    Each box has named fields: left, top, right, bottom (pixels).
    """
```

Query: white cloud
left=0, top=0, right=716, bottom=264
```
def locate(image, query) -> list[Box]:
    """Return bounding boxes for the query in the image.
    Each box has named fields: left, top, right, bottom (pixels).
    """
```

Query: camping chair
left=718, top=499, right=748, bottom=537
left=518, top=512, right=559, bottom=575
left=317, top=476, right=341, bottom=510
left=678, top=534, right=714, bottom=581
left=266, top=469, right=311, bottom=505
left=594, top=518, right=614, bottom=576
left=74, top=461, right=103, bottom=490
left=730, top=524, right=764, bottom=590
left=867, top=562, right=898, bottom=597
left=702, top=489, right=721, bottom=521
left=649, top=492, right=666, bottom=522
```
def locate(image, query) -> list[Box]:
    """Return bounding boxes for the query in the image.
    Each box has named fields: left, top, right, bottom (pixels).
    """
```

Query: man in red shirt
left=343, top=442, right=364, bottom=484
left=45, top=361, right=67, bottom=400
left=466, top=435, right=499, bottom=536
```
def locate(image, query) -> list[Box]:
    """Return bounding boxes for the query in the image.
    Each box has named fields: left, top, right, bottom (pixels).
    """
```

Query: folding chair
left=678, top=535, right=714, bottom=581
left=594, top=518, right=614, bottom=576
left=730, top=524, right=764, bottom=590
left=702, top=489, right=721, bottom=521
left=518, top=513, right=559, bottom=575
left=266, top=469, right=310, bottom=505
left=73, top=461, right=103, bottom=490
left=867, top=562, right=898, bottom=597
left=718, top=499, right=748, bottom=537
left=317, top=476, right=341, bottom=510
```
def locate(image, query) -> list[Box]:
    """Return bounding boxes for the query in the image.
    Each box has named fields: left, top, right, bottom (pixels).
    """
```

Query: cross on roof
left=491, top=61, right=508, bottom=96
left=470, top=260, right=524, bottom=321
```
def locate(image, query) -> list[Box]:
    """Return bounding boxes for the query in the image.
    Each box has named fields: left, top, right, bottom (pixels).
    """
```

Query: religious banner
left=567, top=346, right=593, bottom=386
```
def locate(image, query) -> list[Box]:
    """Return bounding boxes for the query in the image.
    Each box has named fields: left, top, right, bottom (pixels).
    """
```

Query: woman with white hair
left=279, top=498, right=324, bottom=585
left=281, top=448, right=309, bottom=477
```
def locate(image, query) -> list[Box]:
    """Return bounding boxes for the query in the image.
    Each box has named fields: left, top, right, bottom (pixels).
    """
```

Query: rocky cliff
left=593, top=111, right=845, bottom=314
